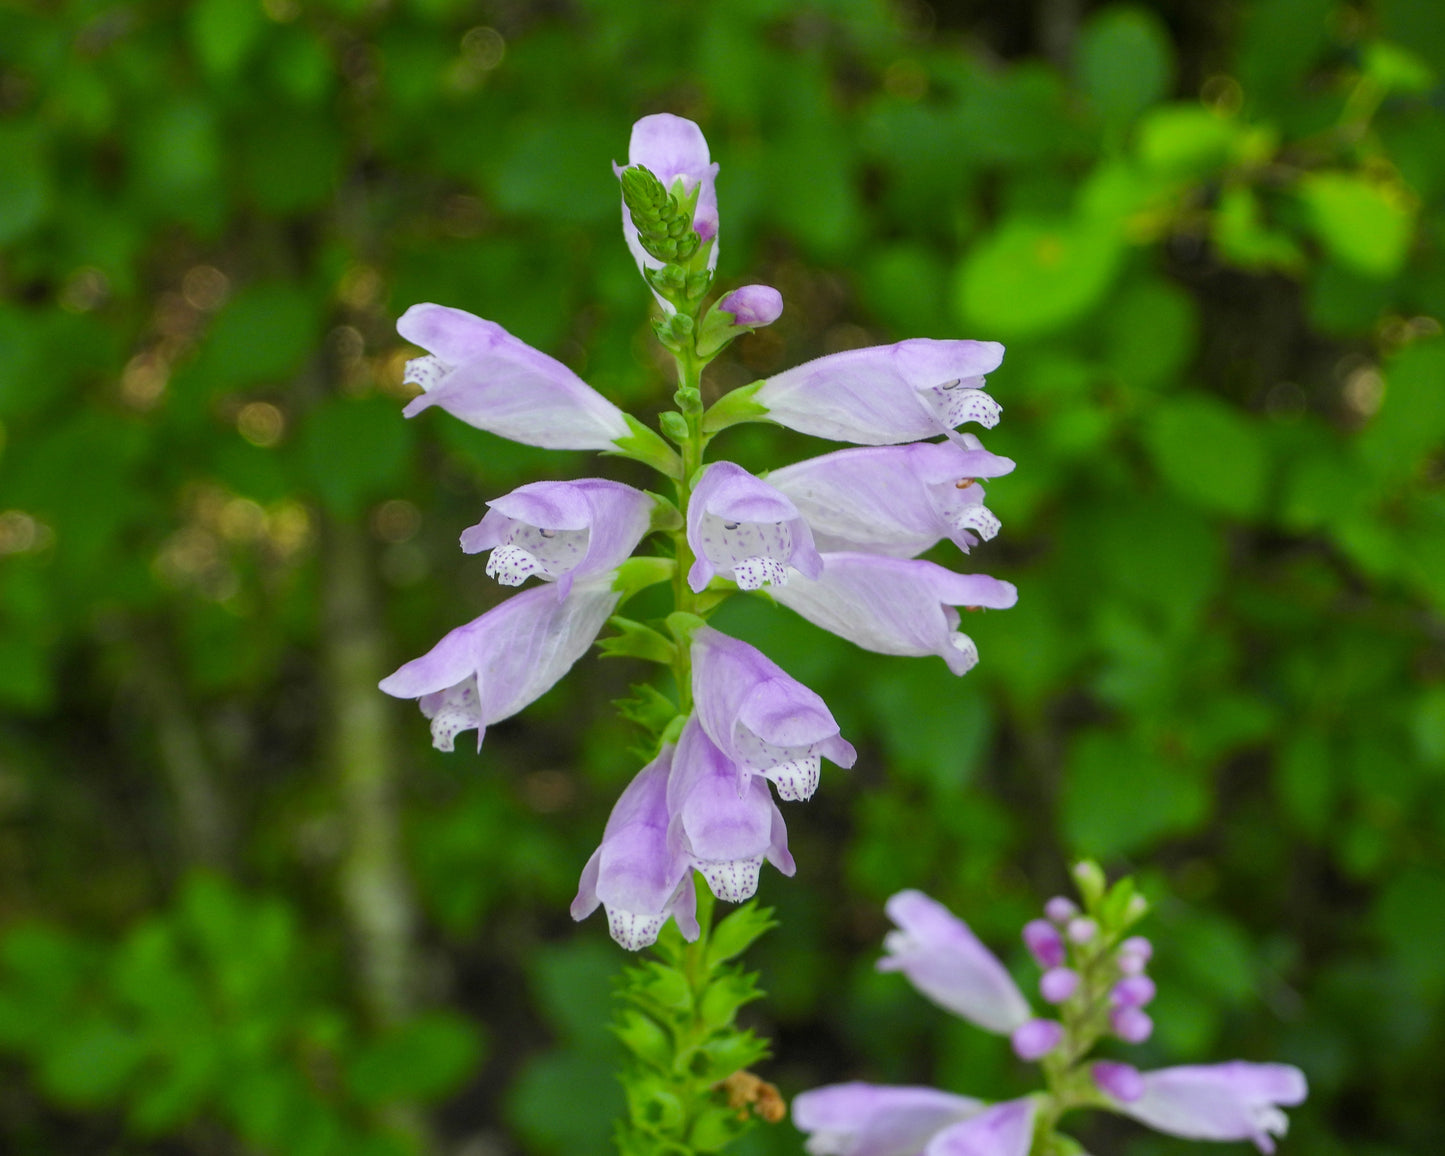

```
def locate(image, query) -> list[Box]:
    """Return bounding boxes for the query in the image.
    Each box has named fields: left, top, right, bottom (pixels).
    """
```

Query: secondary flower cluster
left=795, top=875, right=1307, bottom=1155
left=380, top=113, right=1018, bottom=950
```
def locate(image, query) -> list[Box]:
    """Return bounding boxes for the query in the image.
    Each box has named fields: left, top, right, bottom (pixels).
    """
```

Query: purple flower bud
left=1067, top=916, right=1098, bottom=945
left=1118, top=935, right=1153, bottom=974
left=1092, top=1061, right=1145, bottom=1103
left=1043, top=896, right=1078, bottom=923
left=719, top=285, right=783, bottom=328
left=1022, top=919, right=1065, bottom=968
left=1111, top=975, right=1157, bottom=1008
left=1039, top=967, right=1079, bottom=1004
left=1111, top=1006, right=1154, bottom=1044
left=1010, top=1018, right=1064, bottom=1061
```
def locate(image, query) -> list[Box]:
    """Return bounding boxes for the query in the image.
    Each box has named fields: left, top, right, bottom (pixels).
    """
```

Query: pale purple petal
left=379, top=580, right=619, bottom=751
left=687, top=461, right=823, bottom=592
left=752, top=339, right=1005, bottom=446
left=397, top=303, right=630, bottom=449
left=768, top=438, right=1015, bottom=557
left=792, top=1083, right=986, bottom=1156
left=666, top=716, right=795, bottom=902
left=719, top=285, right=783, bottom=328
left=570, top=745, right=698, bottom=949
left=691, top=625, right=855, bottom=802
left=924, top=1099, right=1036, bottom=1156
left=1111, top=1064, right=1308, bottom=1154
left=1092, top=1061, right=1144, bottom=1103
left=769, top=554, right=1017, bottom=676
left=460, top=479, right=656, bottom=598
left=877, top=890, right=1032, bottom=1035
left=1010, top=1019, right=1063, bottom=1061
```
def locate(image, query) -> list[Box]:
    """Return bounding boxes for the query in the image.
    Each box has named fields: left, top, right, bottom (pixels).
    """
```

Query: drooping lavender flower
left=1099, top=1063, right=1309, bottom=1154
left=378, top=580, right=619, bottom=751
left=666, top=715, right=795, bottom=903
left=876, top=890, right=1033, bottom=1036
left=767, top=437, right=1015, bottom=557
left=923, top=1099, right=1037, bottom=1156
left=397, top=304, right=632, bottom=449
left=686, top=461, right=823, bottom=592
left=769, top=553, right=1018, bottom=675
left=791, top=1084, right=986, bottom=1156
left=459, top=478, right=658, bottom=597
left=750, top=338, right=1004, bottom=446
left=571, top=744, right=699, bottom=951
left=690, top=625, right=856, bottom=801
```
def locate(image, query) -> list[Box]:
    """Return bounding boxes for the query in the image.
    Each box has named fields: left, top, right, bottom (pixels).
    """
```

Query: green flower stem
left=669, top=344, right=712, bottom=716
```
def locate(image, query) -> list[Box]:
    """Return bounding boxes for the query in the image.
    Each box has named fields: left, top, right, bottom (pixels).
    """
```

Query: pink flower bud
left=1092, top=1060, right=1145, bottom=1103
left=1010, top=1018, right=1064, bottom=1061
left=1118, top=935, right=1153, bottom=975
left=1022, top=919, right=1065, bottom=968
left=1111, top=1006, right=1154, bottom=1044
left=1111, top=975, right=1157, bottom=1008
left=1067, top=916, right=1098, bottom=945
left=1039, top=967, right=1079, bottom=1004
left=1043, top=896, right=1078, bottom=923
left=719, top=285, right=783, bottom=328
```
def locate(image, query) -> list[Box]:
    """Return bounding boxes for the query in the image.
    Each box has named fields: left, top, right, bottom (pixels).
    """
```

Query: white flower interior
left=698, top=513, right=793, bottom=590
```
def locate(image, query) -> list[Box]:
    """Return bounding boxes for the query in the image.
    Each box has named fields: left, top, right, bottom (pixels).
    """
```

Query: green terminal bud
left=620, top=164, right=702, bottom=267
left=1072, top=859, right=1107, bottom=910
left=658, top=410, right=690, bottom=446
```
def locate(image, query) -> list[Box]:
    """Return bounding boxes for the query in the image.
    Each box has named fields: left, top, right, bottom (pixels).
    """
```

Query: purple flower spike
left=878, top=890, right=1032, bottom=1035
left=1092, top=1061, right=1145, bottom=1103
left=398, top=304, right=631, bottom=449
left=1039, top=967, right=1078, bottom=1004
left=1010, top=1019, right=1064, bottom=1062
left=1043, top=896, right=1078, bottom=923
left=686, top=461, right=823, bottom=592
left=616, top=114, right=720, bottom=305
left=571, top=745, right=699, bottom=950
left=1111, top=1006, right=1154, bottom=1044
left=770, top=554, right=1017, bottom=676
left=460, top=478, right=656, bottom=598
left=1110, top=1063, right=1308, bottom=1154
left=667, top=717, right=795, bottom=903
left=1111, top=975, right=1157, bottom=1008
left=719, top=285, right=783, bottom=328
left=767, top=437, right=1015, bottom=558
left=924, top=1098, right=1037, bottom=1156
left=1021, top=919, right=1065, bottom=968
left=378, top=580, right=619, bottom=752
left=691, top=626, right=856, bottom=802
left=792, top=1083, right=986, bottom=1156
left=752, top=338, right=1005, bottom=447
left=1118, top=935, right=1153, bottom=974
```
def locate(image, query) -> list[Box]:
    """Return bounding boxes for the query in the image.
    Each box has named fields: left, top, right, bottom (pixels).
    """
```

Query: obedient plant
left=383, top=111, right=1014, bottom=1152
left=794, top=863, right=1308, bottom=1156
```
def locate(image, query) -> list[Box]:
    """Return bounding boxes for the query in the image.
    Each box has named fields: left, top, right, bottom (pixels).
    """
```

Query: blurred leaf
left=1102, top=274, right=1199, bottom=389
left=346, top=1012, right=484, bottom=1105
left=189, top=0, right=265, bottom=79
left=1077, top=5, right=1175, bottom=130
left=1135, top=105, right=1248, bottom=177
left=1142, top=393, right=1270, bottom=518
left=1376, top=868, right=1445, bottom=1001
left=1357, top=340, right=1445, bottom=488
left=1213, top=185, right=1304, bottom=273
left=1299, top=172, right=1416, bottom=280
left=298, top=396, right=411, bottom=518
left=0, top=123, right=50, bottom=243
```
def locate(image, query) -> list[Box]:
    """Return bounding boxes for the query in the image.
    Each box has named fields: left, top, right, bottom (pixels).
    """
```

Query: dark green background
left=1, top=0, right=1442, bottom=1152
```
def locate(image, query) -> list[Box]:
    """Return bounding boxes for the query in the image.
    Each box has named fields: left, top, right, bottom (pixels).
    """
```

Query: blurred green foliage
left=1, top=0, right=1443, bottom=1154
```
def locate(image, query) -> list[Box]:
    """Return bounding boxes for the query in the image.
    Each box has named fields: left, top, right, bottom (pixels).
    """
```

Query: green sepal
left=613, top=556, right=676, bottom=602
left=705, top=903, right=777, bottom=969
left=598, top=617, right=678, bottom=665
left=702, top=381, right=769, bottom=434
left=614, top=683, right=681, bottom=739
left=681, top=1030, right=769, bottom=1083
left=647, top=491, right=683, bottom=532
left=697, top=972, right=765, bottom=1031
left=1072, top=859, right=1107, bottom=910
left=624, top=960, right=693, bottom=1014
left=658, top=411, right=690, bottom=447
left=613, top=1009, right=674, bottom=1071
left=1099, top=875, right=1140, bottom=933
left=693, top=588, right=735, bottom=615
left=666, top=611, right=708, bottom=649
left=610, top=414, right=682, bottom=478
left=688, top=1104, right=750, bottom=1153
left=623, top=1074, right=688, bottom=1137
left=658, top=712, right=687, bottom=748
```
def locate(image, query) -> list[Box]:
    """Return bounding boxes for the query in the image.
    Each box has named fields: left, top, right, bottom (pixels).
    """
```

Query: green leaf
left=0, top=123, right=50, bottom=244
left=697, top=973, right=765, bottom=1031
left=612, top=1009, right=674, bottom=1070
left=1102, top=275, right=1199, bottom=389
left=39, top=1018, right=146, bottom=1106
left=1357, top=341, right=1445, bottom=488
left=614, top=683, right=681, bottom=739
left=688, top=1103, right=750, bottom=1152
left=705, top=902, right=776, bottom=969
left=1077, top=5, right=1175, bottom=129
left=189, top=0, right=265, bottom=78
left=1414, top=686, right=1445, bottom=770
left=1298, top=172, right=1416, bottom=280
left=613, top=556, right=676, bottom=602
left=1061, top=728, right=1210, bottom=857
left=703, top=381, right=768, bottom=434
left=683, top=1030, right=768, bottom=1084
left=1135, top=105, right=1247, bottom=177
left=597, top=618, right=677, bottom=665
left=1142, top=393, right=1270, bottom=518
left=610, top=414, right=681, bottom=479
left=1213, top=185, right=1304, bottom=273
left=347, top=1013, right=483, bottom=1105
left=298, top=396, right=411, bottom=519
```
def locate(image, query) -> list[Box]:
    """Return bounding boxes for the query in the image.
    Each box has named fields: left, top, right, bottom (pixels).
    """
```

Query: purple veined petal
left=397, top=303, right=631, bottom=449
left=768, top=438, right=1015, bottom=558
left=792, top=1083, right=987, bottom=1156
left=379, top=580, right=619, bottom=751
left=923, top=1098, right=1037, bottom=1156
left=460, top=479, right=656, bottom=598
left=615, top=114, right=721, bottom=308
left=769, top=553, right=1018, bottom=676
left=666, top=716, right=796, bottom=902
left=877, top=890, right=1032, bottom=1035
left=1109, top=1063, right=1308, bottom=1154
left=570, top=745, right=699, bottom=950
left=719, top=285, right=783, bottom=328
left=686, top=461, right=824, bottom=593
left=752, top=339, right=1005, bottom=446
left=690, top=626, right=856, bottom=802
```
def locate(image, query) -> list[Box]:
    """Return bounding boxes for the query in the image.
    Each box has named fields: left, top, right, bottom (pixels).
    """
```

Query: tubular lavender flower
left=686, top=460, right=823, bottom=592
left=791, top=1084, right=987, bottom=1156
left=923, top=1099, right=1036, bottom=1156
left=1107, top=1063, right=1309, bottom=1154
left=690, top=624, right=856, bottom=801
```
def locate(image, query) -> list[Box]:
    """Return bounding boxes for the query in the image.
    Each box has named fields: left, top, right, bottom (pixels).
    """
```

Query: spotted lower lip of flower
left=767, top=436, right=1015, bottom=558
left=769, top=553, right=1018, bottom=676
left=570, top=744, right=700, bottom=951
left=686, top=461, right=823, bottom=593
left=459, top=478, right=657, bottom=599
left=1102, top=1063, right=1308, bottom=1154
left=397, top=303, right=631, bottom=450
left=750, top=338, right=1005, bottom=446
left=666, top=716, right=795, bottom=903
left=791, top=1083, right=988, bottom=1156
left=377, top=580, right=619, bottom=752
left=690, top=625, right=856, bottom=801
